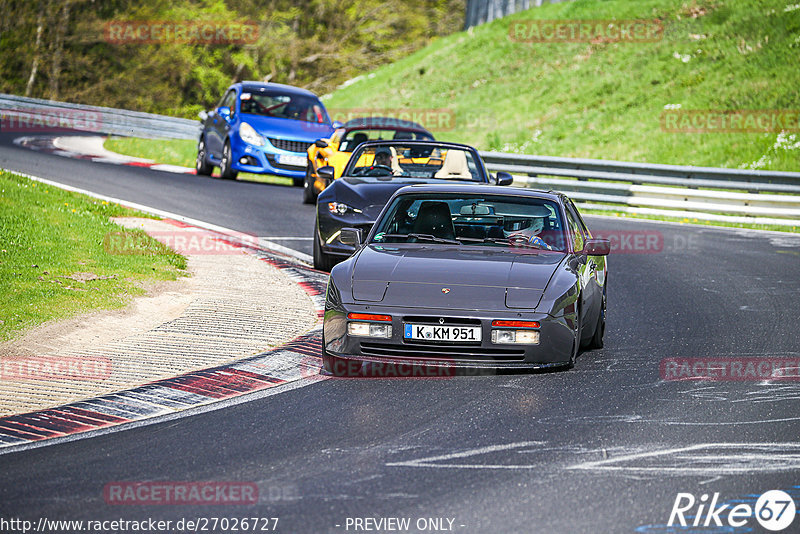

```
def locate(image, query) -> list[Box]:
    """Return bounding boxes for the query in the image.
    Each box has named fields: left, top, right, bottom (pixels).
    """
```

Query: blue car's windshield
left=372, top=194, right=568, bottom=252
left=239, top=90, right=329, bottom=124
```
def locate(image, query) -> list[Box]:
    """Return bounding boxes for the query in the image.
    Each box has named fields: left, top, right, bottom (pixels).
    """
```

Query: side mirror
left=315, top=138, right=329, bottom=148
left=584, top=238, right=610, bottom=256
left=216, top=106, right=231, bottom=121
left=495, top=172, right=513, bottom=186
left=339, top=227, right=363, bottom=246
left=332, top=120, right=343, bottom=129
left=198, top=110, right=208, bottom=121
left=317, top=165, right=335, bottom=182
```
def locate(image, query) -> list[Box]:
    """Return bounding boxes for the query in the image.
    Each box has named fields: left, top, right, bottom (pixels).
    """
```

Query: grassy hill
left=323, top=0, right=800, bottom=171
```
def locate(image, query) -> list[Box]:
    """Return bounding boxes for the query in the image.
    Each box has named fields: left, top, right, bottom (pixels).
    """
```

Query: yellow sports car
left=303, top=117, right=433, bottom=203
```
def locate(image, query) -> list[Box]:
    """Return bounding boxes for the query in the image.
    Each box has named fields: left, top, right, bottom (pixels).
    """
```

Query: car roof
left=236, top=81, right=321, bottom=99
left=341, top=117, right=431, bottom=134
left=351, top=139, right=475, bottom=151
left=392, top=183, right=566, bottom=203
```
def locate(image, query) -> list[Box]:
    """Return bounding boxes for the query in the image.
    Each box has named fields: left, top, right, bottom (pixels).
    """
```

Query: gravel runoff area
left=0, top=217, right=319, bottom=416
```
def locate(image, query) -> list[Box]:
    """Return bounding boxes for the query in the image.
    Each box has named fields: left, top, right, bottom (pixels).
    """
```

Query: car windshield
left=345, top=144, right=482, bottom=181
left=371, top=194, right=568, bottom=252
left=239, top=90, right=329, bottom=124
left=339, top=129, right=433, bottom=152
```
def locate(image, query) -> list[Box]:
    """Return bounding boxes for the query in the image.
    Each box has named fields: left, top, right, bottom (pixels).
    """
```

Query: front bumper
left=323, top=303, right=576, bottom=370
left=230, top=138, right=307, bottom=178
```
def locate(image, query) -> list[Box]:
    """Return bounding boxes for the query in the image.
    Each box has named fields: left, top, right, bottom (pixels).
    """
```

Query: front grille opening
left=268, top=138, right=311, bottom=153
left=360, top=342, right=525, bottom=362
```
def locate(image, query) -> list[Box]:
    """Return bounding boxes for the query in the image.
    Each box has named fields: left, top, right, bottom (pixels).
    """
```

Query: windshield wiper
left=457, top=237, right=548, bottom=249
left=374, top=233, right=461, bottom=244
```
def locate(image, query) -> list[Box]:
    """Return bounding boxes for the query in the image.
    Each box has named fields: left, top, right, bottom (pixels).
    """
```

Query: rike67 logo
left=669, top=490, right=796, bottom=531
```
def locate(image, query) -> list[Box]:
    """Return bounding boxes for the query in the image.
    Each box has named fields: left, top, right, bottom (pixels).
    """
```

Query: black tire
left=303, top=161, right=317, bottom=204
left=313, top=231, right=336, bottom=272
left=292, top=176, right=304, bottom=187
left=219, top=141, right=238, bottom=180
left=587, top=287, right=606, bottom=350
left=195, top=138, right=213, bottom=176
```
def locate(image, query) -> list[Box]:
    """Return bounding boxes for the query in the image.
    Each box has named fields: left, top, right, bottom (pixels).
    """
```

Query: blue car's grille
left=268, top=138, right=311, bottom=153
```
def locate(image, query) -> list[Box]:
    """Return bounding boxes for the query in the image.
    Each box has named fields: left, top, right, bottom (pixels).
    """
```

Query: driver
left=372, top=147, right=402, bottom=176
left=504, top=207, right=552, bottom=250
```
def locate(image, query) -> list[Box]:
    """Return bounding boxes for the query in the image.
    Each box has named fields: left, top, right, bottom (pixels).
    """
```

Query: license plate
left=404, top=324, right=481, bottom=342
left=277, top=153, right=306, bottom=167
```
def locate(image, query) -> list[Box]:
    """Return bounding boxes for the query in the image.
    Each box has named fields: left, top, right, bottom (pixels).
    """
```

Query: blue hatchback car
left=196, top=82, right=337, bottom=184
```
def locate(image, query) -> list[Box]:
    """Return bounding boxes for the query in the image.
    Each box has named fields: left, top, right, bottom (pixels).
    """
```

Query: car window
left=346, top=144, right=482, bottom=181
left=567, top=199, right=592, bottom=239
left=239, top=91, right=329, bottom=123
left=371, top=193, right=567, bottom=252
left=340, top=130, right=432, bottom=152
left=565, top=204, right=585, bottom=252
left=220, top=90, right=236, bottom=111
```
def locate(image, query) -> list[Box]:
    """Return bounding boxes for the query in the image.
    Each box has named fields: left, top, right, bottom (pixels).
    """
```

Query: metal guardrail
left=464, top=0, right=574, bottom=30
left=2, top=93, right=798, bottom=226
left=479, top=152, right=800, bottom=227
left=0, top=93, right=200, bottom=139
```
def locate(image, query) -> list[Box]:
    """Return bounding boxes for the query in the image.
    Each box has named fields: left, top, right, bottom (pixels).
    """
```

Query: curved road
left=2, top=132, right=800, bottom=533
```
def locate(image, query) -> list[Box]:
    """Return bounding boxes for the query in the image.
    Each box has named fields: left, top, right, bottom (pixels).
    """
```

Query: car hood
left=241, top=115, right=334, bottom=142
left=330, top=177, right=482, bottom=218
left=350, top=245, right=565, bottom=311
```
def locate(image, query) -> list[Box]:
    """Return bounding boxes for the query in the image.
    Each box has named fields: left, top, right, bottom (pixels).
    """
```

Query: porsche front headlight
left=239, top=122, right=265, bottom=146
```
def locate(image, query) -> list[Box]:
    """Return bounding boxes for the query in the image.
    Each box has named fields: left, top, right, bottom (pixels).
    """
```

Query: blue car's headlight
left=239, top=122, right=265, bottom=146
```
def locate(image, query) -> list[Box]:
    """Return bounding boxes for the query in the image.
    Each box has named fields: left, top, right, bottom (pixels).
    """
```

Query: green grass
left=104, top=137, right=293, bottom=187
left=325, top=0, right=800, bottom=172
left=0, top=171, right=188, bottom=342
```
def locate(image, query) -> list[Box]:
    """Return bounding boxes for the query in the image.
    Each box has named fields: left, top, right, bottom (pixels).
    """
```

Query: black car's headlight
left=327, top=202, right=362, bottom=215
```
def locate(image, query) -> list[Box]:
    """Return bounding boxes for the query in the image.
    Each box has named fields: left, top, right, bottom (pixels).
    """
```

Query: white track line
left=3, top=168, right=313, bottom=264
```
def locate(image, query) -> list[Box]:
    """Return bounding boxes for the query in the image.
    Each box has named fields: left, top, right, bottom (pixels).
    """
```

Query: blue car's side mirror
left=332, top=120, right=343, bottom=129
left=216, top=106, right=231, bottom=121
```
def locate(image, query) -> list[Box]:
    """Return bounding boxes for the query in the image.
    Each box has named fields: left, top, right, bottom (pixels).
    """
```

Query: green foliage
left=1, top=0, right=465, bottom=117
left=326, top=0, right=800, bottom=171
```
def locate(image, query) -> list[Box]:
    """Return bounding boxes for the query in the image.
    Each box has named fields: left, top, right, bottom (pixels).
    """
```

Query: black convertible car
left=322, top=184, right=610, bottom=374
left=313, top=140, right=512, bottom=271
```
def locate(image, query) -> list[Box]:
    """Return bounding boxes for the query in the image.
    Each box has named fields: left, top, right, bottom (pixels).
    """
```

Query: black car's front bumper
left=322, top=303, right=576, bottom=373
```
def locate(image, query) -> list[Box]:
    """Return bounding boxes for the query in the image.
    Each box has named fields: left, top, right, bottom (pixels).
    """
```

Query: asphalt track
left=2, top=132, right=800, bottom=533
